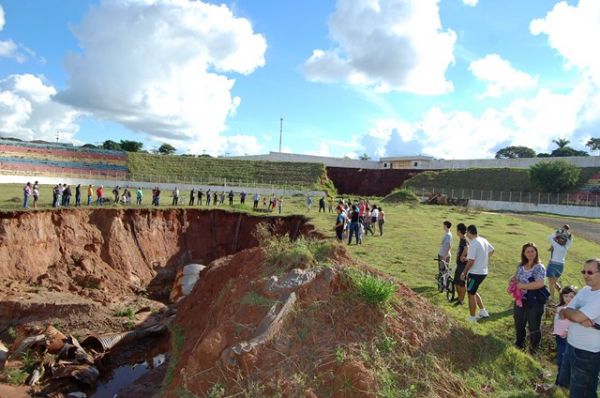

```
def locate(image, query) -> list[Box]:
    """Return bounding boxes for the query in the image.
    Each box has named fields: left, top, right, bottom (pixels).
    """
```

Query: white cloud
left=0, top=5, right=23, bottom=62
left=303, top=0, right=456, bottom=95
left=355, top=80, right=600, bottom=159
left=0, top=74, right=80, bottom=141
left=0, top=5, right=5, bottom=30
left=530, top=0, right=600, bottom=84
left=55, top=0, right=266, bottom=155
left=462, top=0, right=478, bottom=6
left=469, top=54, right=538, bottom=97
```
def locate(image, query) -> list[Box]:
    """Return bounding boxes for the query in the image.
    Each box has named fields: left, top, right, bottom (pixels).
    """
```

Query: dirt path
left=512, top=214, right=600, bottom=245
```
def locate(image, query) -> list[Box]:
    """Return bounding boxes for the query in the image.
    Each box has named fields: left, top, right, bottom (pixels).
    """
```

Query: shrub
left=528, top=160, right=581, bottom=193
left=352, top=272, right=397, bottom=306
left=114, top=307, right=136, bottom=320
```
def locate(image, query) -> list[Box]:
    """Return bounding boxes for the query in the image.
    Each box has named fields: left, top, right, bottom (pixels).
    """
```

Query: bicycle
left=434, top=258, right=456, bottom=302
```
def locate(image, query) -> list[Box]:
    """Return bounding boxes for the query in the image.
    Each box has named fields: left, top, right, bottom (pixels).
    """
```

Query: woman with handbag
left=510, top=242, right=548, bottom=353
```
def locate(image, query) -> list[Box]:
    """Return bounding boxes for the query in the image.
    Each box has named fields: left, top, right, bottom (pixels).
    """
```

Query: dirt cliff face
left=326, top=167, right=422, bottom=196
left=0, top=209, right=315, bottom=300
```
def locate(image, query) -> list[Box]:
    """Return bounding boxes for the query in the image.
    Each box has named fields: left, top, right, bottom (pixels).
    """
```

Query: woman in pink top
left=553, top=285, right=577, bottom=386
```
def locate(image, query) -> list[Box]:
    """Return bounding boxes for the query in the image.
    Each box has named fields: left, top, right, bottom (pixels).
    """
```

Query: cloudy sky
left=0, top=0, right=598, bottom=159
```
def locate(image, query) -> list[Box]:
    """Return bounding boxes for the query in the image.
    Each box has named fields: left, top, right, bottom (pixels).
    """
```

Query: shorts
left=454, top=262, right=466, bottom=287
left=467, top=273, right=486, bottom=295
left=546, top=261, right=564, bottom=279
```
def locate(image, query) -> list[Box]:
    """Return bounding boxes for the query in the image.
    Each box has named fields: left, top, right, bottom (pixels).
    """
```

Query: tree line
left=82, top=140, right=177, bottom=155
left=495, top=137, right=600, bottom=159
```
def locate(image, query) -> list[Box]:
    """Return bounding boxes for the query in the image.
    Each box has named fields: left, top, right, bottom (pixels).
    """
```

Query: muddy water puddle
left=90, top=353, right=165, bottom=398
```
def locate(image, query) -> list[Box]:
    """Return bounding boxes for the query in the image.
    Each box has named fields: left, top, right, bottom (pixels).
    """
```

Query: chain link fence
left=418, top=187, right=600, bottom=208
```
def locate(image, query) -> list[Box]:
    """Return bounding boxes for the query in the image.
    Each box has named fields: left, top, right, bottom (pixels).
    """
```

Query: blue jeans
left=348, top=222, right=360, bottom=244
left=556, top=335, right=567, bottom=385
left=87, top=195, right=92, bottom=206
left=23, top=194, right=29, bottom=208
left=558, top=343, right=600, bottom=397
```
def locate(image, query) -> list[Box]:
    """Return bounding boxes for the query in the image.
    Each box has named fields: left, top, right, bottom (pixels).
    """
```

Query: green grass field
left=2, top=183, right=599, bottom=396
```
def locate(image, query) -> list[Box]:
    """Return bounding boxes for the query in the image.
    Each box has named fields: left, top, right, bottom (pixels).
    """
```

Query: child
left=553, top=285, right=577, bottom=386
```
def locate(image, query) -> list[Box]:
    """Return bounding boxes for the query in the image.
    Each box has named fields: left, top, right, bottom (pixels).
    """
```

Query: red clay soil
left=166, top=245, right=478, bottom=398
left=0, top=208, right=316, bottom=302
left=326, top=167, right=422, bottom=196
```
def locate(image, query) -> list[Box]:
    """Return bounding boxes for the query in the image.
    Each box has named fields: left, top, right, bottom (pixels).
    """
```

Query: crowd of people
left=332, top=199, right=385, bottom=244
left=438, top=220, right=600, bottom=397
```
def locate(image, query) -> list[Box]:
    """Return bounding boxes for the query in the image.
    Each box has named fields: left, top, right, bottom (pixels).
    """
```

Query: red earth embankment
left=0, top=208, right=316, bottom=301
left=326, top=167, right=422, bottom=196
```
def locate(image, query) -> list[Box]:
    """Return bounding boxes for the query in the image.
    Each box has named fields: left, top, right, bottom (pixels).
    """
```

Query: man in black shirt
left=454, top=223, right=469, bottom=306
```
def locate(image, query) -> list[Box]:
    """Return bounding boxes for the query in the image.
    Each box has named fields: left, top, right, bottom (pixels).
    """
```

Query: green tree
left=494, top=145, right=536, bottom=159
left=549, top=137, right=589, bottom=157
left=102, top=140, right=122, bottom=151
left=158, top=143, right=176, bottom=155
left=552, top=138, right=570, bottom=149
left=586, top=137, right=600, bottom=152
left=528, top=160, right=581, bottom=193
left=359, top=153, right=371, bottom=160
left=550, top=147, right=589, bottom=157
left=119, top=140, right=144, bottom=152
left=81, top=143, right=98, bottom=149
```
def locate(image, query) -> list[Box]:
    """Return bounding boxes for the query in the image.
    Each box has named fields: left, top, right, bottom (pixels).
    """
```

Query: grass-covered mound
left=404, top=167, right=600, bottom=193
left=382, top=188, right=420, bottom=203
left=166, top=227, right=552, bottom=397
left=127, top=152, right=329, bottom=189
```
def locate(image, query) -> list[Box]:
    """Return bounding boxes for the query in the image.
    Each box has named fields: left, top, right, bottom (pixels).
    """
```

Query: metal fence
left=419, top=187, right=600, bottom=208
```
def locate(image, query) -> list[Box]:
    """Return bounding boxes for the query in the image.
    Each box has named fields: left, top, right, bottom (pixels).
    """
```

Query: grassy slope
left=127, top=152, right=327, bottom=189
left=3, top=184, right=598, bottom=396
left=404, top=167, right=600, bottom=193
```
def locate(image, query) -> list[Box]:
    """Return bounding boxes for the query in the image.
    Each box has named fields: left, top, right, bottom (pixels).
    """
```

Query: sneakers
left=477, top=309, right=490, bottom=319
left=468, top=316, right=478, bottom=322
left=453, top=300, right=463, bottom=307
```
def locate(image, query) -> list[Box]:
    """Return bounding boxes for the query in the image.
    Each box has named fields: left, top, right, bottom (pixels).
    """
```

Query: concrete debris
left=11, top=334, right=45, bottom=358
left=43, top=324, right=67, bottom=354
left=0, top=340, right=7, bottom=370
left=66, top=392, right=87, bottom=398
left=50, top=364, right=100, bottom=386
left=265, top=268, right=317, bottom=295
left=221, top=292, right=297, bottom=365
left=170, top=263, right=206, bottom=302
left=27, top=363, right=44, bottom=386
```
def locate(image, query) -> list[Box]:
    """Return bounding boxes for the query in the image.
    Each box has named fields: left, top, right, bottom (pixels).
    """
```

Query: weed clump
left=351, top=272, right=397, bottom=307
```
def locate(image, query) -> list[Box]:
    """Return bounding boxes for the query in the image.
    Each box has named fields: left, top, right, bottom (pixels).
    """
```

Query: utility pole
left=279, top=117, right=283, bottom=153
left=55, top=130, right=60, bottom=144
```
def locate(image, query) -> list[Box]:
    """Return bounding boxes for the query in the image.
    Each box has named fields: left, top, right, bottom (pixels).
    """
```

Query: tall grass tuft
left=352, top=272, right=397, bottom=306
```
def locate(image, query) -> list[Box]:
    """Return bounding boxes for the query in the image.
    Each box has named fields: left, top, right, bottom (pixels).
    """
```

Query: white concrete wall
left=229, top=151, right=381, bottom=169
left=422, top=156, right=600, bottom=170
left=0, top=174, right=326, bottom=197
left=468, top=199, right=600, bottom=218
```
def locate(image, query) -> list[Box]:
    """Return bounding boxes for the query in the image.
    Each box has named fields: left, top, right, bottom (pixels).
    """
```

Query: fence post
left=529, top=192, right=531, bottom=203
left=471, top=190, right=474, bottom=199
left=489, top=190, right=492, bottom=201
left=538, top=192, right=541, bottom=204
left=480, top=190, right=483, bottom=200
left=462, top=189, right=464, bottom=198
left=500, top=191, right=503, bottom=201
left=451, top=189, right=454, bottom=198
left=547, top=193, right=550, bottom=204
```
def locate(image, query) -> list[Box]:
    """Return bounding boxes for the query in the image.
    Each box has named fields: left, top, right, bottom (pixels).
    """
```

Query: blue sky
left=0, top=0, right=598, bottom=159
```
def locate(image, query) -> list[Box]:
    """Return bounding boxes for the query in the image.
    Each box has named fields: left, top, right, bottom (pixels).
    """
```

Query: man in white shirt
left=548, top=232, right=573, bottom=301
left=438, top=221, right=453, bottom=273
left=460, top=225, right=494, bottom=322
left=558, top=258, right=600, bottom=397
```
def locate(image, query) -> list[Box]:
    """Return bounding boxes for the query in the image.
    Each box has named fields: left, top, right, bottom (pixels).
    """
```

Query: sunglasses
left=581, top=270, right=598, bottom=276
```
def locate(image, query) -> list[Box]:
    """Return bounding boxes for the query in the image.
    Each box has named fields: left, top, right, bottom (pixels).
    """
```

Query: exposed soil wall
left=0, top=209, right=315, bottom=300
left=326, top=167, right=422, bottom=196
